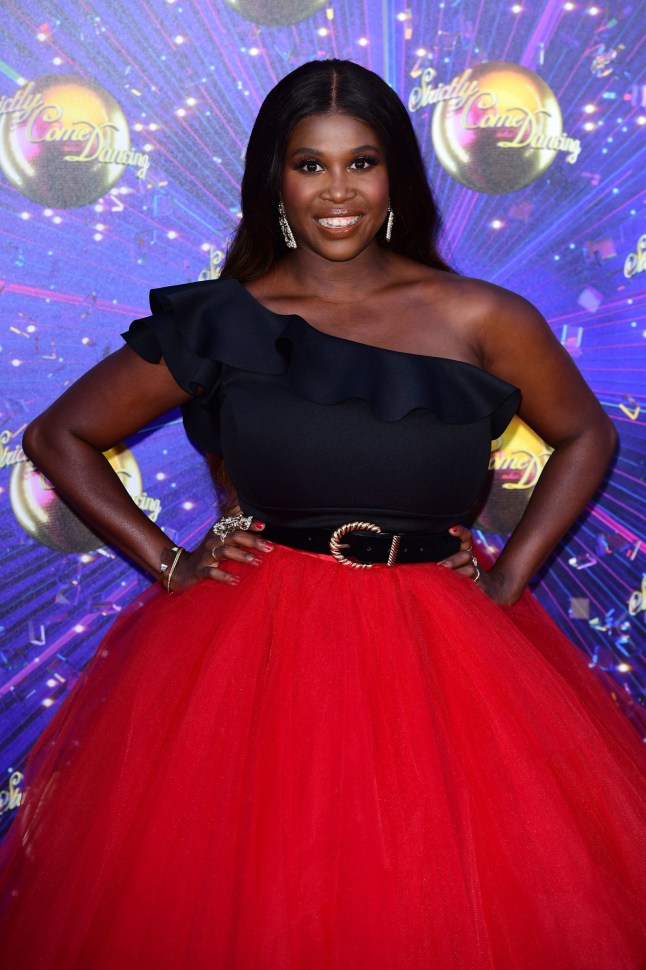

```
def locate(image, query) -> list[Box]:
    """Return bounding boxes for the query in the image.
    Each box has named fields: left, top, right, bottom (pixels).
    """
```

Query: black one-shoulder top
left=123, top=278, right=520, bottom=533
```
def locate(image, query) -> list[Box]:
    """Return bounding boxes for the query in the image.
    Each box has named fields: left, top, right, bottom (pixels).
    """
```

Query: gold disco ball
left=10, top=446, right=142, bottom=552
left=0, top=74, right=129, bottom=208
left=432, top=61, right=562, bottom=194
left=223, top=0, right=327, bottom=26
left=475, top=417, right=552, bottom=535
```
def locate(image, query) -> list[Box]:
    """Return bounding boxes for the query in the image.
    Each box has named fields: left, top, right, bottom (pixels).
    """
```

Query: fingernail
left=253, top=521, right=266, bottom=530
left=439, top=561, right=452, bottom=568
left=227, top=575, right=240, bottom=585
left=261, top=541, right=273, bottom=551
left=248, top=556, right=263, bottom=566
left=449, top=526, right=459, bottom=535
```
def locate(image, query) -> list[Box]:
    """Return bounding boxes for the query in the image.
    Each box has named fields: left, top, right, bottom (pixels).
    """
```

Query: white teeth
left=317, top=216, right=361, bottom=228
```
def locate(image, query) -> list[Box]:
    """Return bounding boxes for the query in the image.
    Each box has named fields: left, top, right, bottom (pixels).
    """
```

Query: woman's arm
left=22, top=346, right=271, bottom=586
left=476, top=288, right=617, bottom=605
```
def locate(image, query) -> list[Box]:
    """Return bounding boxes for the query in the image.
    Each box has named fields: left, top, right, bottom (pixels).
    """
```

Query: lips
left=316, top=215, right=362, bottom=229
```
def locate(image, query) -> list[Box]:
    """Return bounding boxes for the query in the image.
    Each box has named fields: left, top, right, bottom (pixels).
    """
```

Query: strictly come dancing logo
left=475, top=417, right=552, bottom=534
left=8, top=444, right=162, bottom=553
left=409, top=61, right=581, bottom=194
left=0, top=74, right=150, bottom=208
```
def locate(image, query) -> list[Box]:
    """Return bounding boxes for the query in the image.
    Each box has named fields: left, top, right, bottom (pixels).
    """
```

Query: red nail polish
left=449, top=526, right=459, bottom=535
left=253, top=521, right=266, bottom=530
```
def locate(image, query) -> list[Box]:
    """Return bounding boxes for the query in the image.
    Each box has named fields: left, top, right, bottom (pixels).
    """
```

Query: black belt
left=261, top=520, right=461, bottom=568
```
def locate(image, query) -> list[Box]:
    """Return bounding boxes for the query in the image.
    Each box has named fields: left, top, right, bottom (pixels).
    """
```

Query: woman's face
left=281, top=113, right=389, bottom=263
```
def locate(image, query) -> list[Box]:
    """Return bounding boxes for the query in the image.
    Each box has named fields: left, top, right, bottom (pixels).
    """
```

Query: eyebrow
left=289, top=144, right=382, bottom=156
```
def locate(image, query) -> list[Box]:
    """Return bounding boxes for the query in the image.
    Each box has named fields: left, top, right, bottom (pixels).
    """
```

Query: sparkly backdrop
left=0, top=0, right=644, bottom=834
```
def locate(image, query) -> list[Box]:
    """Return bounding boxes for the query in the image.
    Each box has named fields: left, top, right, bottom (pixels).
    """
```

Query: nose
left=320, top=166, right=355, bottom=203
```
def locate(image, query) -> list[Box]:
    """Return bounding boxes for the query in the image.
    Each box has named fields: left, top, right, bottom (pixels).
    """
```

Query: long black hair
left=220, top=59, right=453, bottom=280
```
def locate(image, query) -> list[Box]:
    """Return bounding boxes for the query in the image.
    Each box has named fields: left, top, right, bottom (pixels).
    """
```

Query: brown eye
left=295, top=158, right=323, bottom=173
left=350, top=155, right=379, bottom=171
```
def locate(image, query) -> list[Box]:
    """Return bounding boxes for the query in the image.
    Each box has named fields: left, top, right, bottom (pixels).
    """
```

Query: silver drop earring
left=278, top=200, right=297, bottom=249
left=385, top=204, right=394, bottom=243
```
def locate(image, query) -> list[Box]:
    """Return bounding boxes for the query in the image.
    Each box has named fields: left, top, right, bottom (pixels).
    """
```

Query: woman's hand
left=439, top=525, right=524, bottom=605
left=438, top=525, right=479, bottom=580
left=166, top=520, right=273, bottom=592
left=439, top=526, right=525, bottom=605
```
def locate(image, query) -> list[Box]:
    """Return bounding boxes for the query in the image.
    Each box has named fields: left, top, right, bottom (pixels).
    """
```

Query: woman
left=1, top=59, right=644, bottom=968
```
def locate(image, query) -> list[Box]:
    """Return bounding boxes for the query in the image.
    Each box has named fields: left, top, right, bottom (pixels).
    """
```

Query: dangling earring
left=385, top=203, right=394, bottom=243
left=278, top=200, right=297, bottom=249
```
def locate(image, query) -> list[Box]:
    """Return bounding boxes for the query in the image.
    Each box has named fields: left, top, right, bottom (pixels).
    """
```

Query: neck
left=279, top=245, right=393, bottom=301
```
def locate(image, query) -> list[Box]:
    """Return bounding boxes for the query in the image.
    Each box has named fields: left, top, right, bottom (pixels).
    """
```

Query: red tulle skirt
left=1, top=544, right=645, bottom=969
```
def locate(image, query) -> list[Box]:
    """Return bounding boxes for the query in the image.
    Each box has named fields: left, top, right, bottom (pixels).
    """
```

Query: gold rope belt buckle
left=328, top=521, right=401, bottom=568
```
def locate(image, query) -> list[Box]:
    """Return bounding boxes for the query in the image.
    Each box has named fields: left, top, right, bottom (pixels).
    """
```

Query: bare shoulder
left=413, top=270, right=545, bottom=329
left=459, top=279, right=562, bottom=368
left=436, top=276, right=563, bottom=371
left=405, top=262, right=613, bottom=451
left=391, top=263, right=550, bottom=364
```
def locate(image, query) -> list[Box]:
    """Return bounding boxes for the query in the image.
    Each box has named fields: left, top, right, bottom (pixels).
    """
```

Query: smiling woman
left=221, top=59, right=455, bottom=281
left=281, top=114, right=390, bottom=260
left=0, top=58, right=645, bottom=970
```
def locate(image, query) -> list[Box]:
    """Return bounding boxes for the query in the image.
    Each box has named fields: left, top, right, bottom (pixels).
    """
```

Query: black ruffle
left=275, top=317, right=519, bottom=438
left=123, top=280, right=288, bottom=453
left=123, top=278, right=520, bottom=450
left=123, top=279, right=286, bottom=392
